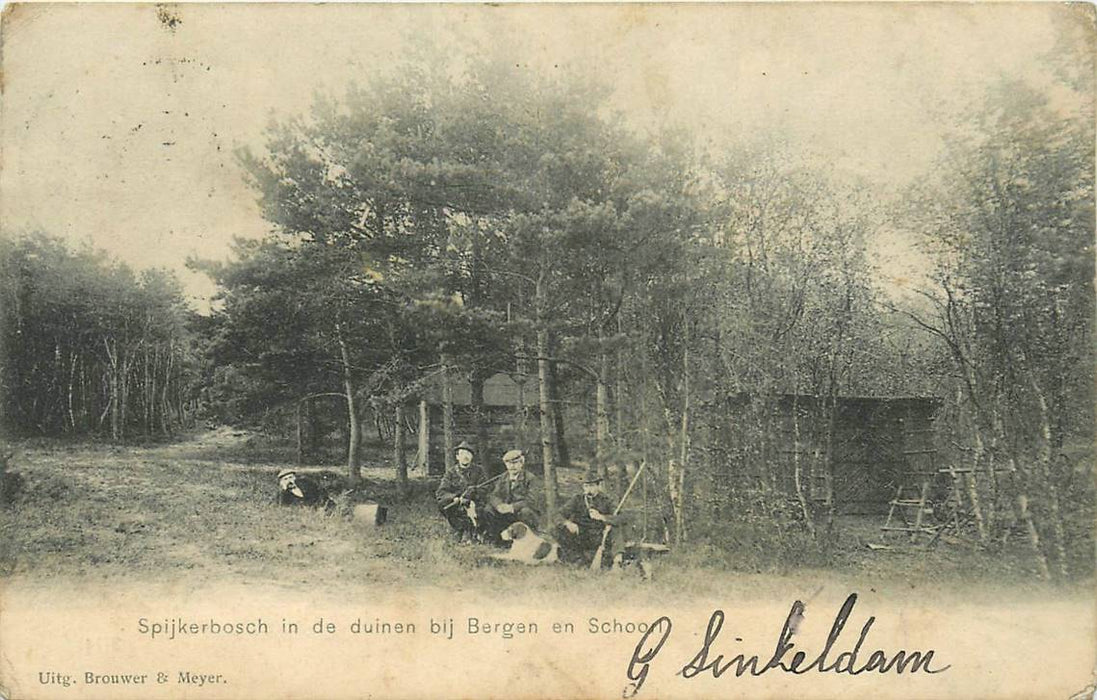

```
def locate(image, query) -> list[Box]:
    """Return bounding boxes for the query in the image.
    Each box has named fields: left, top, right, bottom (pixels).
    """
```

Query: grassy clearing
left=0, top=429, right=1089, bottom=604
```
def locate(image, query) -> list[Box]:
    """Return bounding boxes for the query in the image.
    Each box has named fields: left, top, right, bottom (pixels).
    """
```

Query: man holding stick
left=436, top=441, right=494, bottom=543
left=555, top=468, right=623, bottom=568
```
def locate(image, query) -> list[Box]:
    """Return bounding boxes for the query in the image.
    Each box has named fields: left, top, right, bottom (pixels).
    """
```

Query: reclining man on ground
left=435, top=440, right=491, bottom=543
left=276, top=468, right=334, bottom=509
left=481, top=449, right=541, bottom=545
left=554, top=468, right=625, bottom=568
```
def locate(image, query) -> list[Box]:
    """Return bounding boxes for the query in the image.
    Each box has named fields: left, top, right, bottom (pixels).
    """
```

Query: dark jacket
left=560, top=492, right=616, bottom=535
left=277, top=474, right=329, bottom=507
left=489, top=471, right=540, bottom=516
left=435, top=464, right=488, bottom=508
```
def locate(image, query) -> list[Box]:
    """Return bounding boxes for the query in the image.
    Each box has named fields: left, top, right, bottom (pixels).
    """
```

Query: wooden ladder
left=879, top=404, right=942, bottom=545
left=881, top=482, right=937, bottom=544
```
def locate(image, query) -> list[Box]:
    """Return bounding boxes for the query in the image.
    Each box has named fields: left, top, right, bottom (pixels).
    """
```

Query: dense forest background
left=2, top=38, right=1092, bottom=580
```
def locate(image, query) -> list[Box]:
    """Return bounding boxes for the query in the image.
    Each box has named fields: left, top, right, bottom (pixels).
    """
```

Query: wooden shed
left=715, top=393, right=942, bottom=514
left=416, top=372, right=538, bottom=476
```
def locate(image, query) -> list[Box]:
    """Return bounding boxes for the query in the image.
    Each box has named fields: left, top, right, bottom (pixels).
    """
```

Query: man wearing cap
left=554, top=469, right=620, bottom=567
left=435, top=441, right=489, bottom=542
left=484, top=449, right=541, bottom=542
left=276, top=468, right=331, bottom=508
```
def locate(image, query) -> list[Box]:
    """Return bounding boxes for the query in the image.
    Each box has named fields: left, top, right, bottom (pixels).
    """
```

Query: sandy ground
left=0, top=430, right=1093, bottom=699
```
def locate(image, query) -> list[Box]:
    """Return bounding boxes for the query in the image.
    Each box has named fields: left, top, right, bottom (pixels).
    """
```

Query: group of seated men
left=435, top=441, right=622, bottom=568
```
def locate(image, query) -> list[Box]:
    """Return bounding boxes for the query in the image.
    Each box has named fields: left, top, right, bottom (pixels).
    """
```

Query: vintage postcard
left=0, top=3, right=1094, bottom=699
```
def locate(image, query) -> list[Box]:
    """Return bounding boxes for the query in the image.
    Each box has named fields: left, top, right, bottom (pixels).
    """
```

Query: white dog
left=492, top=522, right=560, bottom=565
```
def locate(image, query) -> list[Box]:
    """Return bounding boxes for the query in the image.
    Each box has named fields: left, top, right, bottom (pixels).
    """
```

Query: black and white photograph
left=0, top=4, right=1094, bottom=698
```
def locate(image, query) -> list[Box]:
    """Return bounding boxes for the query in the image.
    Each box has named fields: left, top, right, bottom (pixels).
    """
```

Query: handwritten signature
left=624, top=593, right=950, bottom=697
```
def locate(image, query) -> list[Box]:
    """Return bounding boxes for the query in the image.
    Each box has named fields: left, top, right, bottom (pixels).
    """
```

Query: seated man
left=483, top=449, right=541, bottom=544
left=554, top=469, right=621, bottom=568
left=276, top=468, right=332, bottom=508
left=435, top=441, right=489, bottom=542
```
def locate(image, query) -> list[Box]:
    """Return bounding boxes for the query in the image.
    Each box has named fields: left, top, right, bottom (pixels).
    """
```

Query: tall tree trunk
left=151, top=347, right=160, bottom=436
left=639, top=353, right=651, bottom=541
left=515, top=376, right=528, bottom=441
left=672, top=327, right=691, bottom=546
left=510, top=300, right=532, bottom=454
left=667, top=456, right=682, bottom=544
left=67, top=350, right=77, bottom=433
left=417, top=399, right=430, bottom=472
left=296, top=399, right=304, bottom=466
left=1024, top=360, right=1069, bottom=579
left=470, top=369, right=489, bottom=467
left=535, top=274, right=558, bottom=522
left=119, top=354, right=131, bottom=444
left=595, top=343, right=611, bottom=480
left=967, top=423, right=989, bottom=543
left=537, top=326, right=558, bottom=522
left=791, top=392, right=817, bottom=538
left=615, top=314, right=626, bottom=449
left=52, top=339, right=63, bottom=432
left=143, top=344, right=152, bottom=436
left=335, top=323, right=361, bottom=485
left=1015, top=491, right=1052, bottom=581
left=394, top=401, right=408, bottom=494
left=79, top=353, right=88, bottom=431
left=653, top=361, right=682, bottom=545
left=105, top=338, right=121, bottom=442
left=441, top=354, right=455, bottom=475
left=546, top=361, right=570, bottom=470
left=307, top=399, right=321, bottom=459
left=821, top=396, right=838, bottom=540
left=161, top=346, right=174, bottom=437
left=959, top=377, right=991, bottom=542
